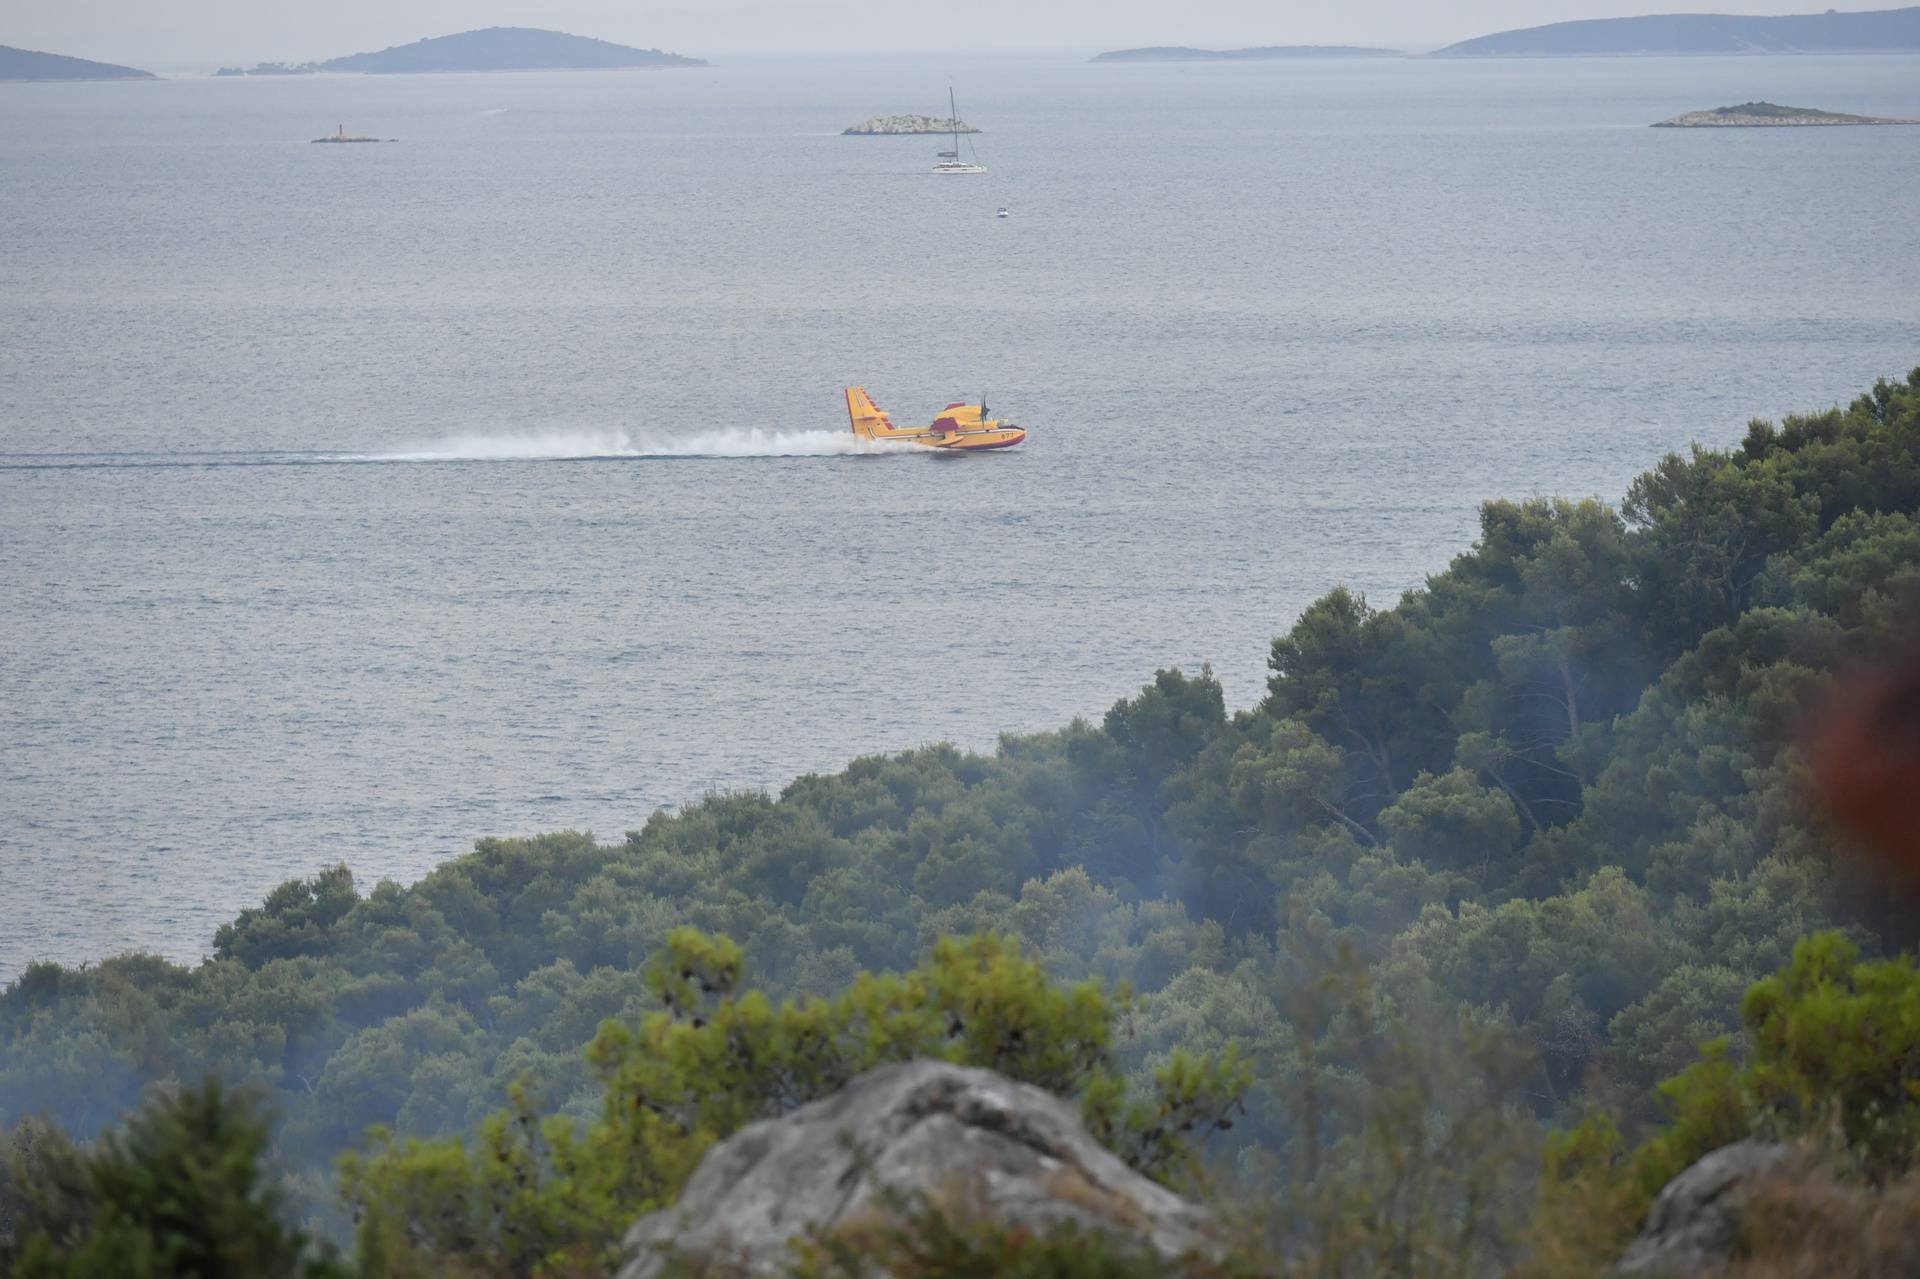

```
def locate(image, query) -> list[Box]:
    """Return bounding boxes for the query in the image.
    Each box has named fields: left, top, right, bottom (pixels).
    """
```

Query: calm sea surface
left=3, top=53, right=1918, bottom=977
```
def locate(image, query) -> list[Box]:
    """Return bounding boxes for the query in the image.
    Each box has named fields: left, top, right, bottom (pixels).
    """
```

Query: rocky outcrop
left=842, top=115, right=979, bottom=135
left=616, top=1060, right=1217, bottom=1278
left=1617, top=1141, right=1796, bottom=1275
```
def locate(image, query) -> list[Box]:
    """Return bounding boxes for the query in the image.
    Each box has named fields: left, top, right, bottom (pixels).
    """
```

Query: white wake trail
left=356, top=427, right=909, bottom=462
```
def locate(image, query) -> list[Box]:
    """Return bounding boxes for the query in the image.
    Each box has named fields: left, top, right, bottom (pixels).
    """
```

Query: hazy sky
left=7, top=0, right=1900, bottom=68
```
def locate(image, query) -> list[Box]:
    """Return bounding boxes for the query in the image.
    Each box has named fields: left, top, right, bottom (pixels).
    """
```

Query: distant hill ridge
left=1094, top=45, right=1399, bottom=61
left=1432, top=4, right=1920, bottom=56
left=0, top=45, right=155, bottom=81
left=312, top=27, right=704, bottom=74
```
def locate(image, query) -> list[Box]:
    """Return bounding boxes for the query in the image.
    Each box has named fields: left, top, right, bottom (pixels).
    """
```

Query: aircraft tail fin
left=846, top=386, right=903, bottom=439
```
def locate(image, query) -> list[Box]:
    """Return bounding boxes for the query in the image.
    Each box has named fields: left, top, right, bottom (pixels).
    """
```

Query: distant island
left=217, top=27, right=705, bottom=76
left=1652, top=100, right=1918, bottom=126
left=1431, top=4, right=1920, bottom=56
left=843, top=115, right=979, bottom=136
left=216, top=62, right=322, bottom=76
left=0, top=44, right=155, bottom=81
left=1093, top=45, right=1399, bottom=62
left=312, top=124, right=390, bottom=142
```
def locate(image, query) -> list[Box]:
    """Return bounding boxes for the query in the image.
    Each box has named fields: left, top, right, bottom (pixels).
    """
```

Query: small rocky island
left=1653, top=101, right=1917, bottom=127
left=312, top=125, right=388, bottom=143
left=843, top=114, right=979, bottom=136
left=217, top=62, right=322, bottom=76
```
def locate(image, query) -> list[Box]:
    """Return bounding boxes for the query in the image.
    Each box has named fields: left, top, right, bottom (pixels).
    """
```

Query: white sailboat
left=933, top=86, right=985, bottom=174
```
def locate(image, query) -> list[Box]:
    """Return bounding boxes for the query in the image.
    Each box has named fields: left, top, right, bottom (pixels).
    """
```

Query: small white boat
left=933, top=87, right=985, bottom=174
left=996, top=207, right=1010, bottom=218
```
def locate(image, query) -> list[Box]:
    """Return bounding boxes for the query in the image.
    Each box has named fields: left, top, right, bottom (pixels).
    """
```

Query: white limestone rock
left=1616, top=1140, right=1797, bottom=1276
left=616, top=1060, right=1217, bottom=1278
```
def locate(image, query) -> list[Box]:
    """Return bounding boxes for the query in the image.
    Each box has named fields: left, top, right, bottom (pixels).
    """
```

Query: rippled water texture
left=3, top=53, right=1918, bottom=976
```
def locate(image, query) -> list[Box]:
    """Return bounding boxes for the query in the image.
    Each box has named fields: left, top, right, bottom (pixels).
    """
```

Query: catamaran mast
left=950, top=85, right=960, bottom=159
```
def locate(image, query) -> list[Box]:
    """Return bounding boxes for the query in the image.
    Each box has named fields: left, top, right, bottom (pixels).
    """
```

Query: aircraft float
left=845, top=386, right=1026, bottom=452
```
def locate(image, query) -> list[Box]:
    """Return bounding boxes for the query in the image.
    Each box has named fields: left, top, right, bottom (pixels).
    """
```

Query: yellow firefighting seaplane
left=844, top=387, right=1026, bottom=452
